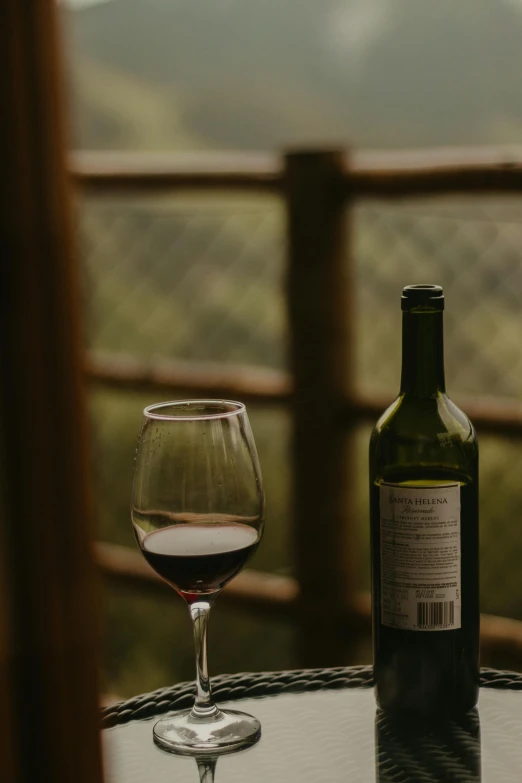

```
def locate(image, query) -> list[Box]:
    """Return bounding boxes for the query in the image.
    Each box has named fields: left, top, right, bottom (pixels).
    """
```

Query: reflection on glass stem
left=375, top=707, right=481, bottom=783
left=196, top=755, right=217, bottom=783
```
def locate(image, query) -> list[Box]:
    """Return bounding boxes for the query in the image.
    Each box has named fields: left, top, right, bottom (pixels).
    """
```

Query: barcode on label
left=417, top=601, right=455, bottom=628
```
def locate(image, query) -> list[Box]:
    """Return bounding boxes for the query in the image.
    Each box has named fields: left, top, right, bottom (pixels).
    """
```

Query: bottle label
left=380, top=482, right=461, bottom=631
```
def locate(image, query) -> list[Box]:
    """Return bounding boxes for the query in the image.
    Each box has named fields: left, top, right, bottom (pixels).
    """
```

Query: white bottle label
left=380, top=482, right=461, bottom=631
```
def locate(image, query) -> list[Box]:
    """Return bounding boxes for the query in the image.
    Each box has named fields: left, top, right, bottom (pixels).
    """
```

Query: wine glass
left=131, top=400, right=264, bottom=755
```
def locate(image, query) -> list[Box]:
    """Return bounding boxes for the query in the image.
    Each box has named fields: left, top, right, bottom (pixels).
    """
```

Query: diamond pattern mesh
left=355, top=199, right=522, bottom=401
left=80, top=194, right=286, bottom=369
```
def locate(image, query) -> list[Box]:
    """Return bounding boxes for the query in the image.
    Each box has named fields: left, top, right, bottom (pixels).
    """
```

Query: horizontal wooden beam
left=71, top=151, right=282, bottom=193
left=72, top=147, right=522, bottom=198
left=351, top=146, right=522, bottom=197
left=95, top=542, right=522, bottom=661
left=86, top=356, right=522, bottom=437
left=86, top=355, right=290, bottom=406
left=349, top=392, right=522, bottom=438
left=94, top=542, right=297, bottom=614
left=480, top=613, right=522, bottom=661
left=352, top=166, right=522, bottom=198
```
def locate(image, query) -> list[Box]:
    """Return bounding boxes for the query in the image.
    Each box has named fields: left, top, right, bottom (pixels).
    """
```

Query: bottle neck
left=400, top=310, right=446, bottom=397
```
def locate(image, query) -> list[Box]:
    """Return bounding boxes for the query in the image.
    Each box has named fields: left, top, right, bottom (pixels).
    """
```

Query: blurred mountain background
left=64, top=0, right=522, bottom=151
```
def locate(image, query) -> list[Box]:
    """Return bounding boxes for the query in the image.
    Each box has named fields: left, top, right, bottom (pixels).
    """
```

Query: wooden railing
left=74, top=146, right=522, bottom=667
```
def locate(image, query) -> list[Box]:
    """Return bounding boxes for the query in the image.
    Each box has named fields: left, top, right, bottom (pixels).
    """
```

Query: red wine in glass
left=136, top=517, right=259, bottom=601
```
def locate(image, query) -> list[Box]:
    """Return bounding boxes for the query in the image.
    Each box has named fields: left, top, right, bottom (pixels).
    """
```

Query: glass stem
left=189, top=600, right=219, bottom=719
left=196, top=757, right=217, bottom=783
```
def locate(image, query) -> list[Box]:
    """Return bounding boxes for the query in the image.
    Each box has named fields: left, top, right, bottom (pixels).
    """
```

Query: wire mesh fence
left=80, top=193, right=286, bottom=369
left=355, top=199, right=522, bottom=401
left=81, top=194, right=522, bottom=401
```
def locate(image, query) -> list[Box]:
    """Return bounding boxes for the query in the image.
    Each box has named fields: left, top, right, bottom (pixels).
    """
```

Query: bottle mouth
left=401, top=284, right=444, bottom=311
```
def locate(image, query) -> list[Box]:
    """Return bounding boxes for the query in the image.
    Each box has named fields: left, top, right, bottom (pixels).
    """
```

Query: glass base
left=152, top=707, right=261, bottom=756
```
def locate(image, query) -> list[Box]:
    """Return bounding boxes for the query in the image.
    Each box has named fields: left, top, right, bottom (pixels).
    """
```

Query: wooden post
left=0, top=2, right=104, bottom=782
left=0, top=522, right=17, bottom=782
left=285, top=150, right=356, bottom=667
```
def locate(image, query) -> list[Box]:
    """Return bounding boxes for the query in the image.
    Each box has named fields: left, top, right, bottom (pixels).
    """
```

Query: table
left=102, top=666, right=522, bottom=782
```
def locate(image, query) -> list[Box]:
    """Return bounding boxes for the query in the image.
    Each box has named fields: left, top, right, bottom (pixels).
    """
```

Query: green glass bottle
left=370, top=285, right=479, bottom=716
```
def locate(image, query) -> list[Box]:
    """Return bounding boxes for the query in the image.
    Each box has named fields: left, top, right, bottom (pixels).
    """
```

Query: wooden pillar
left=285, top=150, right=356, bottom=667
left=0, top=520, right=17, bottom=782
left=0, top=3, right=104, bottom=782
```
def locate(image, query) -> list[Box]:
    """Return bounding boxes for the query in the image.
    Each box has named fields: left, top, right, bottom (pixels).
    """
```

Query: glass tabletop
left=103, top=686, right=522, bottom=782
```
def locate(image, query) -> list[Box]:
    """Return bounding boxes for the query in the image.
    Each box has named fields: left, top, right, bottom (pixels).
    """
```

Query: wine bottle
left=370, top=284, right=479, bottom=716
